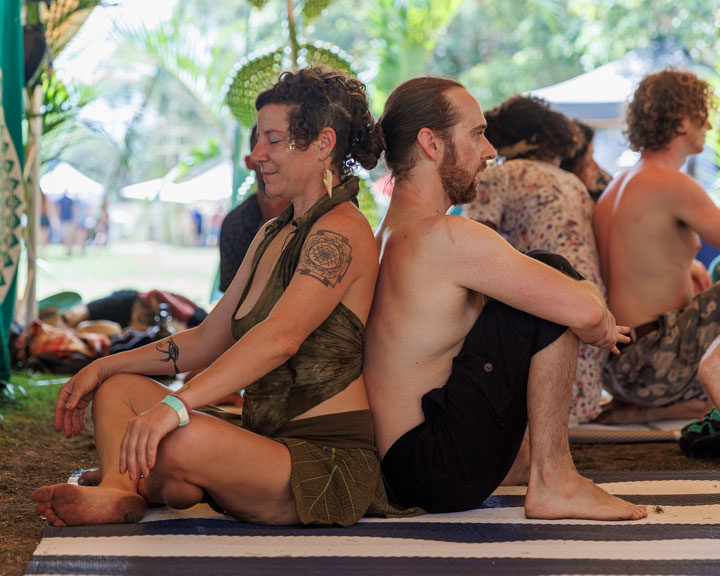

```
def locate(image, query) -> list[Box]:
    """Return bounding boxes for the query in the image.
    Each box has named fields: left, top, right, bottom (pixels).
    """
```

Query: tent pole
left=24, top=85, right=41, bottom=324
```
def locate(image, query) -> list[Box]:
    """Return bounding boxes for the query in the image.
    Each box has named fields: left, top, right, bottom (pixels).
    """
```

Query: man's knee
left=526, top=249, right=583, bottom=281
left=530, top=328, right=578, bottom=372
left=699, top=337, right=720, bottom=386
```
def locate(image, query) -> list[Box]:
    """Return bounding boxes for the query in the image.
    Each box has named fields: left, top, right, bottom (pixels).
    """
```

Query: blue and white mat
left=25, top=470, right=720, bottom=576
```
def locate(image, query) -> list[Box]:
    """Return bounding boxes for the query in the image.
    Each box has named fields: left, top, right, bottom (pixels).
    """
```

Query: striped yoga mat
left=25, top=470, right=720, bottom=576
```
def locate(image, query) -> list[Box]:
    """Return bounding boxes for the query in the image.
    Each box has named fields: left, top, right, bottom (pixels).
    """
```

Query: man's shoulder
left=222, top=194, right=261, bottom=226
left=624, top=165, right=703, bottom=203
left=380, top=212, right=493, bottom=266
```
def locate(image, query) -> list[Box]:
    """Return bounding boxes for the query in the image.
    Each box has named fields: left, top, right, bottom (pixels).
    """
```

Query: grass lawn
left=26, top=242, right=219, bottom=311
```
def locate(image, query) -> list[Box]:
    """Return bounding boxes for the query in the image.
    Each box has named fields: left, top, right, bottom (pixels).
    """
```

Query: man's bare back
left=593, top=69, right=720, bottom=424
left=594, top=159, right=702, bottom=328
left=365, top=209, right=486, bottom=456
left=364, top=78, right=644, bottom=520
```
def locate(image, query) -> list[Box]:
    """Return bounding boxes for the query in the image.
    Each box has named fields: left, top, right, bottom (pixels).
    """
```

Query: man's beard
left=439, top=139, right=481, bottom=205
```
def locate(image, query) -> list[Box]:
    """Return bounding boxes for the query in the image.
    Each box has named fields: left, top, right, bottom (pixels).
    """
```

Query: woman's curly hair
left=625, top=69, right=715, bottom=152
left=485, top=95, right=577, bottom=161
left=560, top=120, right=594, bottom=176
left=255, top=67, right=382, bottom=176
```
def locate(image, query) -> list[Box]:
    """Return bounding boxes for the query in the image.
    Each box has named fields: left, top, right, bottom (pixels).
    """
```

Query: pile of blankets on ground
left=11, top=290, right=207, bottom=374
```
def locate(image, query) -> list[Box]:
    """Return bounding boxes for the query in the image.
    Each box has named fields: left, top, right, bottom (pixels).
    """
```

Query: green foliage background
left=37, top=0, right=720, bottom=214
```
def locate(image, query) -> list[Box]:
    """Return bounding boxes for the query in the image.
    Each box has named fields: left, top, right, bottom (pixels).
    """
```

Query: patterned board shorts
left=603, top=283, right=720, bottom=406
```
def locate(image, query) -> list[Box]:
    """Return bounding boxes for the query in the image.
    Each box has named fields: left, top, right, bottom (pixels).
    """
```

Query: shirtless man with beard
left=364, top=77, right=646, bottom=520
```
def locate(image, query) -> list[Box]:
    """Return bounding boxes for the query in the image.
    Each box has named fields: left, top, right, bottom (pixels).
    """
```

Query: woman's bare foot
left=525, top=469, right=647, bottom=521
left=77, top=468, right=102, bottom=486
left=32, top=484, right=147, bottom=527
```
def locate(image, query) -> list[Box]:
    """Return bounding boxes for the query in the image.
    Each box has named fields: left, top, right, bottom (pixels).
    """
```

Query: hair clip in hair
left=286, top=137, right=296, bottom=152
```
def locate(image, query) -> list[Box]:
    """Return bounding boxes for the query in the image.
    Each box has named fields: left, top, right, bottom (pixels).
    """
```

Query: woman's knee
left=92, top=373, right=161, bottom=419
left=92, top=374, right=132, bottom=413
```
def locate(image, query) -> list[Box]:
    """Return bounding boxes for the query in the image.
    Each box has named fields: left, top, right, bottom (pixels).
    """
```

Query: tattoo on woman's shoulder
left=298, top=229, right=353, bottom=288
left=156, top=337, right=180, bottom=375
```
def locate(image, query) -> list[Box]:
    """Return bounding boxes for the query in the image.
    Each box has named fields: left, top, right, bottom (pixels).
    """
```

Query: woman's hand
left=119, top=402, right=180, bottom=481
left=55, top=360, right=112, bottom=438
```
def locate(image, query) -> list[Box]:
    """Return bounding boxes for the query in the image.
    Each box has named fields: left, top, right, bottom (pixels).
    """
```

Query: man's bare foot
left=78, top=468, right=102, bottom=486
left=593, top=399, right=707, bottom=425
left=525, top=470, right=647, bottom=521
left=32, top=484, right=147, bottom=527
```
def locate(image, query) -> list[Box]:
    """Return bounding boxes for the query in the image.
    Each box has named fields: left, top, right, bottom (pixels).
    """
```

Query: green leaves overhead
left=111, top=16, right=234, bottom=150
left=302, top=0, right=333, bottom=21
left=301, top=42, right=353, bottom=74
left=225, top=49, right=285, bottom=128
left=225, top=42, right=353, bottom=127
left=247, top=0, right=333, bottom=22
left=43, top=0, right=103, bottom=59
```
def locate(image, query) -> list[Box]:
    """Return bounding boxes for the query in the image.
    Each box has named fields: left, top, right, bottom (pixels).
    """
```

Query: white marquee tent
left=40, top=161, right=105, bottom=199
left=531, top=38, right=710, bottom=125
left=530, top=38, right=715, bottom=176
left=531, top=38, right=719, bottom=265
left=119, top=160, right=233, bottom=205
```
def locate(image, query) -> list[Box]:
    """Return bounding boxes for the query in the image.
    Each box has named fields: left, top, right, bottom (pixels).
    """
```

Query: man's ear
left=417, top=127, right=442, bottom=161
left=316, top=127, right=337, bottom=159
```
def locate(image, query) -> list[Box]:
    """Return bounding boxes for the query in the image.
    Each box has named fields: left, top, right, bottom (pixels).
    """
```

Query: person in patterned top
left=463, top=95, right=607, bottom=424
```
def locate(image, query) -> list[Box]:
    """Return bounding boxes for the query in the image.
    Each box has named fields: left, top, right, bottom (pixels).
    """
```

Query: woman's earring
left=323, top=168, right=333, bottom=198
left=286, top=137, right=296, bottom=152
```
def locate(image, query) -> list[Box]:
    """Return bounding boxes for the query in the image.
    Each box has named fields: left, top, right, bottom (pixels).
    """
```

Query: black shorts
left=381, top=250, right=577, bottom=513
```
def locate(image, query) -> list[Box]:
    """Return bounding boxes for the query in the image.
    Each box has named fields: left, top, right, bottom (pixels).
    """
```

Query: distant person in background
left=218, top=125, right=290, bottom=292
left=57, top=191, right=75, bottom=256
left=61, top=290, right=207, bottom=334
left=463, top=95, right=606, bottom=424
left=206, top=207, right=224, bottom=247
left=191, top=208, right=204, bottom=246
left=94, top=201, right=109, bottom=247
left=73, top=198, right=89, bottom=254
left=560, top=120, right=611, bottom=202
left=594, top=69, right=720, bottom=424
left=39, top=192, right=51, bottom=251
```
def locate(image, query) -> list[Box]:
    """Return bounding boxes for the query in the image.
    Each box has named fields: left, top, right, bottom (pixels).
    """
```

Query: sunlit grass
left=29, top=242, right=219, bottom=311
left=0, top=373, right=66, bottom=441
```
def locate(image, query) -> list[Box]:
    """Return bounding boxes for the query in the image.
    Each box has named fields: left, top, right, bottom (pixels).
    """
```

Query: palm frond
left=225, top=41, right=353, bottom=127
left=43, top=0, right=103, bottom=58
left=111, top=16, right=233, bottom=146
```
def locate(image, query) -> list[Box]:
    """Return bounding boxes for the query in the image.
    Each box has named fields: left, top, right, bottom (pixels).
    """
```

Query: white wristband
left=161, top=395, right=189, bottom=427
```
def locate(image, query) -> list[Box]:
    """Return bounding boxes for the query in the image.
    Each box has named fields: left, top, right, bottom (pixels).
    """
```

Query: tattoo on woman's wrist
left=156, top=337, right=180, bottom=375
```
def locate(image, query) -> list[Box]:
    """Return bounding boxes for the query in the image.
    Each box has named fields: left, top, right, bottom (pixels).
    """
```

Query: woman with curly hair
left=560, top=120, right=611, bottom=203
left=33, top=67, right=412, bottom=527
left=464, top=95, right=608, bottom=424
